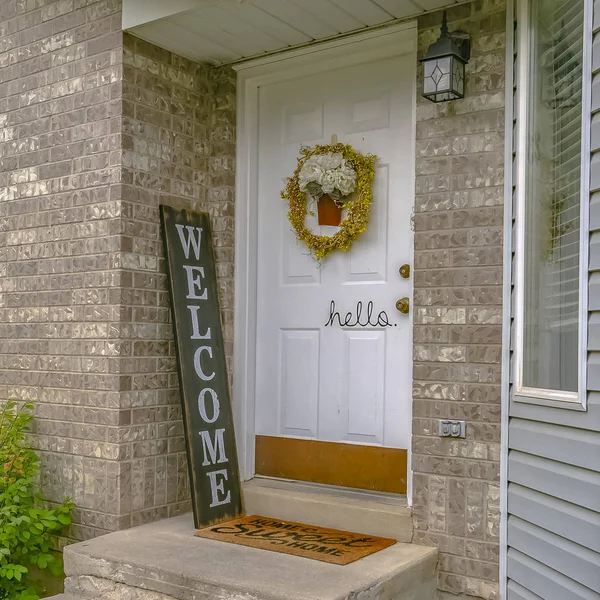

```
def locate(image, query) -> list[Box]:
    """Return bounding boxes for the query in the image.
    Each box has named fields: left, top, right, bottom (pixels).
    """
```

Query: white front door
left=251, top=35, right=415, bottom=487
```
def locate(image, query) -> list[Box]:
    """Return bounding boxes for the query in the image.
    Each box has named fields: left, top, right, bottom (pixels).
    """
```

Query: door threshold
left=251, top=476, right=408, bottom=506
left=242, top=477, right=412, bottom=542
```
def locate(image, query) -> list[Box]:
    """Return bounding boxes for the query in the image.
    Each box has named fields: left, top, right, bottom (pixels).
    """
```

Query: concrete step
left=243, top=477, right=413, bottom=543
left=64, top=514, right=438, bottom=600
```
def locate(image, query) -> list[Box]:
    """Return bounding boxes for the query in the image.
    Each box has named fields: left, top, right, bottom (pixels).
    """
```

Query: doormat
left=195, top=515, right=396, bottom=565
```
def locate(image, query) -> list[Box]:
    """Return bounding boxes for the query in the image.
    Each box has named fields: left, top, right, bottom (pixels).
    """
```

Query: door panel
left=254, top=52, right=415, bottom=489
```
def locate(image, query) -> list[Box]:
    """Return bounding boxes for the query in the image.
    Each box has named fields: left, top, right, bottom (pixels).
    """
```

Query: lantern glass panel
left=436, top=56, right=451, bottom=92
left=452, top=57, right=465, bottom=97
left=423, top=60, right=437, bottom=94
left=423, top=60, right=435, bottom=78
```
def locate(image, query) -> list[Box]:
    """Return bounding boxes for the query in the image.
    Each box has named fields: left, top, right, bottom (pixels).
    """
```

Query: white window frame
left=513, top=0, right=591, bottom=411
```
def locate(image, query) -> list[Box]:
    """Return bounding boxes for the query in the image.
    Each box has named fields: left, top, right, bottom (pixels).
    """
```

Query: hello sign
left=160, top=206, right=243, bottom=528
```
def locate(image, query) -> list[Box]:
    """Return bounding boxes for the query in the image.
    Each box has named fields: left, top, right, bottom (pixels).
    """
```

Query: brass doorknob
left=396, top=297, right=410, bottom=314
left=399, top=264, right=411, bottom=279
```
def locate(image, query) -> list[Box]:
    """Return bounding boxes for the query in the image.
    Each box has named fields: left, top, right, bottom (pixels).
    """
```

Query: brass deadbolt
left=396, top=297, right=410, bottom=314
left=399, top=264, right=411, bottom=279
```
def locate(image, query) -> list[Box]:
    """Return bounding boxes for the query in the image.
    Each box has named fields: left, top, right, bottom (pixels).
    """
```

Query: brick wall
left=0, top=0, right=236, bottom=539
left=118, top=33, right=236, bottom=527
left=0, top=0, right=125, bottom=541
left=411, top=2, right=505, bottom=599
left=119, top=33, right=210, bottom=527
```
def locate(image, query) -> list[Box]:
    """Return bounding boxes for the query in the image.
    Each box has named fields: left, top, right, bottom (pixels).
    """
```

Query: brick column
left=0, top=0, right=125, bottom=540
left=411, top=2, right=506, bottom=599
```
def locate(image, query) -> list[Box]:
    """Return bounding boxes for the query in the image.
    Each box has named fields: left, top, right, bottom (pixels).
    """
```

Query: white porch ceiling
left=123, top=0, right=466, bottom=66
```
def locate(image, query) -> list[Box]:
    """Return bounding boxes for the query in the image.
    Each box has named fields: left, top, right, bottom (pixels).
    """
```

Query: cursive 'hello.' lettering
left=325, top=300, right=394, bottom=328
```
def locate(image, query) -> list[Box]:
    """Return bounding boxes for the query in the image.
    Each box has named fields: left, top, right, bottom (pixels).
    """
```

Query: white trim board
left=232, top=22, right=418, bottom=502
left=499, top=2, right=515, bottom=598
left=122, top=0, right=210, bottom=30
left=233, top=21, right=416, bottom=80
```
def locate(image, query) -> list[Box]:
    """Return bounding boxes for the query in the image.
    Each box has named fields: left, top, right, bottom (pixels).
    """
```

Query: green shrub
left=0, top=401, right=75, bottom=600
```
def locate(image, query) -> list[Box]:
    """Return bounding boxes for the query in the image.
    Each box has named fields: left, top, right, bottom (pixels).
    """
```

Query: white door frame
left=232, top=22, right=418, bottom=481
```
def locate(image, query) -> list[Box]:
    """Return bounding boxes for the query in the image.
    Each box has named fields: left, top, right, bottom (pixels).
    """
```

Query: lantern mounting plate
left=420, top=11, right=471, bottom=65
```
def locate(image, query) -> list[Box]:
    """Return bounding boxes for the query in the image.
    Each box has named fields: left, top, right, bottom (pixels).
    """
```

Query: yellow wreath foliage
left=282, top=143, right=377, bottom=260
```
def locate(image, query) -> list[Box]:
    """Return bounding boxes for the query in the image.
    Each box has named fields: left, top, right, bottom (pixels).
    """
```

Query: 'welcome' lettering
left=199, top=429, right=228, bottom=467
left=183, top=265, right=208, bottom=300
left=206, top=469, right=231, bottom=508
left=198, top=388, right=220, bottom=424
left=178, top=225, right=232, bottom=511
left=175, top=224, right=203, bottom=260
left=193, top=346, right=215, bottom=381
left=187, top=306, right=211, bottom=339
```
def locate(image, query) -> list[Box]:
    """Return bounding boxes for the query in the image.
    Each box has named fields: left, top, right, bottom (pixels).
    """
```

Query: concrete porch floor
left=53, top=514, right=438, bottom=600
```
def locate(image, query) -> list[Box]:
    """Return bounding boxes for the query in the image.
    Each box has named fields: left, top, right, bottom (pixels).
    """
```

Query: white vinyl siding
left=504, top=1, right=600, bottom=598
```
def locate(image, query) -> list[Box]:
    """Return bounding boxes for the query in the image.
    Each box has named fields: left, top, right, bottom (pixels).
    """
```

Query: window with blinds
left=521, top=0, right=584, bottom=393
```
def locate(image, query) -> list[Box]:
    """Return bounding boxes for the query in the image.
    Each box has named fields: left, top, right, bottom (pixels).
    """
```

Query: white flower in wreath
left=336, top=164, right=356, bottom=196
left=298, top=160, right=325, bottom=192
left=316, top=152, right=343, bottom=171
left=320, top=170, right=338, bottom=195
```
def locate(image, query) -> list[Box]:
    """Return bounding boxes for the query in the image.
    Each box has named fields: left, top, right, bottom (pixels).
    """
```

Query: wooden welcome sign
left=160, top=205, right=243, bottom=528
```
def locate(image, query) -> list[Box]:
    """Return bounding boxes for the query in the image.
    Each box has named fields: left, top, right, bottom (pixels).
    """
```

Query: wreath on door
left=281, top=143, right=377, bottom=260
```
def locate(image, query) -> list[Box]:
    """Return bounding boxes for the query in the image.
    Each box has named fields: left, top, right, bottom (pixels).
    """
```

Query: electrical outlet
left=438, top=419, right=466, bottom=438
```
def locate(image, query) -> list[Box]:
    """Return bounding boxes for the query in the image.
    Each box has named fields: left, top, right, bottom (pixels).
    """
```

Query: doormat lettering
left=195, top=515, right=396, bottom=565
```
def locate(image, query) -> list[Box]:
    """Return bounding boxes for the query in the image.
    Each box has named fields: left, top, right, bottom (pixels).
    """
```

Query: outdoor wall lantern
left=420, top=11, right=471, bottom=103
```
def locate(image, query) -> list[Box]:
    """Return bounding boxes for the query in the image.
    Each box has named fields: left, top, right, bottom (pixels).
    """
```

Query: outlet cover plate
left=438, top=419, right=466, bottom=438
